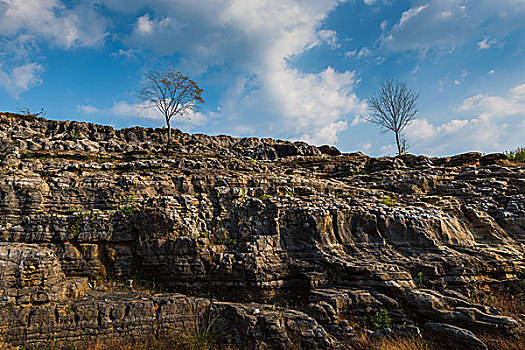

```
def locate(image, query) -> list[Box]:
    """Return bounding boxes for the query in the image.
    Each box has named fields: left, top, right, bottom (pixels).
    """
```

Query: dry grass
left=37, top=318, right=237, bottom=350
left=378, top=337, right=434, bottom=350
left=79, top=336, right=176, bottom=350
left=480, top=334, right=525, bottom=350
left=43, top=334, right=239, bottom=350
left=352, top=330, right=525, bottom=350
left=468, top=283, right=525, bottom=318
left=353, top=330, right=436, bottom=350
left=8, top=330, right=525, bottom=350
left=91, top=276, right=169, bottom=295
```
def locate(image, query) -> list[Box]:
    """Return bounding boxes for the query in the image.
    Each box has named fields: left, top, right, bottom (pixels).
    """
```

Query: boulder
left=424, top=322, right=487, bottom=350
left=480, top=152, right=508, bottom=165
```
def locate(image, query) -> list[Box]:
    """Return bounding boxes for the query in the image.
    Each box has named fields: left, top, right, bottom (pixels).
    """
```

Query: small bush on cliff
left=17, top=106, right=46, bottom=118
left=506, top=147, right=525, bottom=163
left=370, top=309, right=392, bottom=329
left=380, top=196, right=396, bottom=206
left=105, top=195, right=138, bottom=216
left=68, top=209, right=100, bottom=239
left=184, top=316, right=219, bottom=350
left=417, top=271, right=424, bottom=287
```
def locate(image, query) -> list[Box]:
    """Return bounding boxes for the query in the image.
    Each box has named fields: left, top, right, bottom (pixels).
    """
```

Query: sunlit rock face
left=0, top=112, right=524, bottom=349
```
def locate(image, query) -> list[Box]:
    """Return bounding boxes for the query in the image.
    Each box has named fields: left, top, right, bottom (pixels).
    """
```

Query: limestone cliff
left=0, top=112, right=524, bottom=349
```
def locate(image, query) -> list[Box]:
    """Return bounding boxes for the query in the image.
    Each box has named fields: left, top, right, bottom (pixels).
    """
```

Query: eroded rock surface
left=0, top=113, right=524, bottom=349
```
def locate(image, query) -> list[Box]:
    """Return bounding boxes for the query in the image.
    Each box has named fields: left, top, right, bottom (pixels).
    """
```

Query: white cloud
left=361, top=142, right=372, bottom=152
left=357, top=47, right=372, bottom=58
left=440, top=11, right=452, bottom=19
left=399, top=5, right=428, bottom=27
left=112, top=48, right=139, bottom=60
left=0, top=0, right=108, bottom=94
left=363, top=0, right=389, bottom=5
left=0, top=62, right=43, bottom=97
left=78, top=101, right=160, bottom=120
left=406, top=119, right=437, bottom=140
left=112, top=101, right=153, bottom=118
left=301, top=120, right=348, bottom=145
left=269, top=66, right=365, bottom=143
left=406, top=118, right=471, bottom=141
left=133, top=14, right=172, bottom=36
left=452, top=70, right=468, bottom=86
left=77, top=100, right=208, bottom=130
left=405, top=117, right=512, bottom=155
left=375, top=56, right=385, bottom=64
left=105, top=0, right=363, bottom=144
left=343, top=46, right=383, bottom=65
left=457, top=83, right=525, bottom=119
left=317, top=29, right=340, bottom=48
left=351, top=115, right=366, bottom=126
left=489, top=69, right=495, bottom=75
left=477, top=36, right=500, bottom=50
left=344, top=50, right=357, bottom=58
left=77, top=105, right=98, bottom=114
left=0, top=0, right=107, bottom=48
left=0, top=34, right=38, bottom=61
left=380, top=0, right=525, bottom=55
left=380, top=143, right=397, bottom=155
left=10, top=63, right=43, bottom=90
left=404, top=83, right=525, bottom=155
left=135, top=15, right=154, bottom=35
left=344, top=47, right=373, bottom=59
left=410, top=65, right=420, bottom=74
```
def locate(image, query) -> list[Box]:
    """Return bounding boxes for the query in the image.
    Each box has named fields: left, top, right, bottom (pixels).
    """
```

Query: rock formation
left=0, top=112, right=523, bottom=349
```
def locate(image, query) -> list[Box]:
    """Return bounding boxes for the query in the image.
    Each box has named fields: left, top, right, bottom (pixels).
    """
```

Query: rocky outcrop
left=0, top=112, right=524, bottom=349
left=0, top=243, right=337, bottom=349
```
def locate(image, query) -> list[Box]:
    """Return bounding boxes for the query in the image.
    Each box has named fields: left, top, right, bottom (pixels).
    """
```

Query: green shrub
left=68, top=209, right=100, bottom=239
left=257, top=194, right=273, bottom=200
left=506, top=147, right=525, bottom=163
left=184, top=316, right=219, bottom=350
left=105, top=195, right=138, bottom=216
left=212, top=230, right=238, bottom=249
left=370, top=309, right=392, bottom=330
left=380, top=196, right=396, bottom=206
left=71, top=129, right=80, bottom=141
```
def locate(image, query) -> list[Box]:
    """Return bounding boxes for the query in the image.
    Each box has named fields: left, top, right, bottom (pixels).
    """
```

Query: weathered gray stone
left=0, top=113, right=524, bottom=349
left=424, top=322, right=488, bottom=350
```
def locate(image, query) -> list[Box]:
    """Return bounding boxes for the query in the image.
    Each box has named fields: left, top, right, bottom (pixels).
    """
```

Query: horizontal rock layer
left=0, top=113, right=524, bottom=349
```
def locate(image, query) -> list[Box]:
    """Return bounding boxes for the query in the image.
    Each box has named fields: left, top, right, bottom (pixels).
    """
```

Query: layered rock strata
left=0, top=113, right=524, bottom=349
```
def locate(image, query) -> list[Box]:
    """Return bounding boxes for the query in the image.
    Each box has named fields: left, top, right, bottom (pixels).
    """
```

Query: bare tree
left=366, top=79, right=419, bottom=156
left=139, top=69, right=204, bottom=148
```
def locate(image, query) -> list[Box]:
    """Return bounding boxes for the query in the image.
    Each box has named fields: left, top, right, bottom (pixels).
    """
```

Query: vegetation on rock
left=507, top=147, right=525, bottom=163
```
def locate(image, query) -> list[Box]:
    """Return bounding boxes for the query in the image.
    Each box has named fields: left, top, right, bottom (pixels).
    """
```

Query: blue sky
left=1, top=0, right=524, bottom=156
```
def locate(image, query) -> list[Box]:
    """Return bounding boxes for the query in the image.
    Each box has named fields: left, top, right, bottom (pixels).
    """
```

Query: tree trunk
left=166, top=118, right=171, bottom=152
left=395, top=131, right=402, bottom=156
